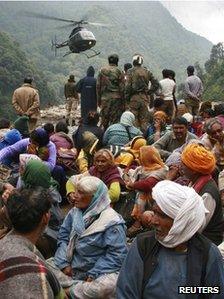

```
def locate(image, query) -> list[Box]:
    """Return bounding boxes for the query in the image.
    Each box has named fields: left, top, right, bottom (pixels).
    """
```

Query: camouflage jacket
left=64, top=81, right=78, bottom=98
left=125, top=66, right=159, bottom=101
left=96, top=64, right=125, bottom=105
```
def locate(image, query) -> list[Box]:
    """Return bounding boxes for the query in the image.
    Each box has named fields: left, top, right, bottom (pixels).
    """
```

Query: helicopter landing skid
left=83, top=49, right=101, bottom=59
left=62, top=49, right=100, bottom=58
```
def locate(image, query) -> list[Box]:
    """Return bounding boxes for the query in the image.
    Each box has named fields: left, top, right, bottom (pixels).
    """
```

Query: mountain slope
left=0, top=31, right=55, bottom=118
left=0, top=1, right=212, bottom=100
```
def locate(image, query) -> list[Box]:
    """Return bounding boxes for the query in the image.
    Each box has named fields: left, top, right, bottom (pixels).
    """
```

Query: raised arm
left=0, top=138, right=29, bottom=163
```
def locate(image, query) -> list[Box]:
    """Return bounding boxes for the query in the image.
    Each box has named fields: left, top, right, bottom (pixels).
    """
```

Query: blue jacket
left=76, top=66, right=97, bottom=119
left=54, top=207, right=127, bottom=280
left=117, top=236, right=224, bottom=299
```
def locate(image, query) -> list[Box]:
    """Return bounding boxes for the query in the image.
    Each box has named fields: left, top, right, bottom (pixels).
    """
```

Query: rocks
left=39, top=104, right=81, bottom=137
left=40, top=104, right=81, bottom=124
left=41, top=104, right=80, bottom=122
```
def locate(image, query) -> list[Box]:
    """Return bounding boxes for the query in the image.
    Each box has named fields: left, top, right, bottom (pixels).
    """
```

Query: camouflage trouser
left=65, top=97, right=79, bottom=122
left=129, top=94, right=151, bottom=132
left=185, top=98, right=200, bottom=116
left=101, top=98, right=125, bottom=129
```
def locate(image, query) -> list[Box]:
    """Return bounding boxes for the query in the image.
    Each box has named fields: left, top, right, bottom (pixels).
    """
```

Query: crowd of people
left=0, top=53, right=224, bottom=298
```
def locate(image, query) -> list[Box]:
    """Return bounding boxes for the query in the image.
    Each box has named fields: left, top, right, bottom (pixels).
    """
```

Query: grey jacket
left=153, top=131, right=197, bottom=159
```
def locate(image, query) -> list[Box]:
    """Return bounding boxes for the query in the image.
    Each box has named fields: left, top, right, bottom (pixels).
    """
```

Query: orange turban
left=181, top=143, right=216, bottom=174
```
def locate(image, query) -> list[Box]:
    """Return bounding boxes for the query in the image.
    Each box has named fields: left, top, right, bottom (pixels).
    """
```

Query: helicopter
left=24, top=13, right=108, bottom=58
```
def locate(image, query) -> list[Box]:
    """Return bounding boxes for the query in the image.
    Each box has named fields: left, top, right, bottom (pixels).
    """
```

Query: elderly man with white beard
left=116, top=180, right=224, bottom=299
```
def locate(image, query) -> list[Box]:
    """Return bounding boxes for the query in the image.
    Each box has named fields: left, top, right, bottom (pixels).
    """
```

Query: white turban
left=152, top=180, right=208, bottom=248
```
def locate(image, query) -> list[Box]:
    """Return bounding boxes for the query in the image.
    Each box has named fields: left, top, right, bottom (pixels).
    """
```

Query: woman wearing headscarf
left=13, top=115, right=30, bottom=138
left=50, top=120, right=77, bottom=172
left=103, top=111, right=142, bottom=147
left=114, top=135, right=147, bottom=171
left=125, top=145, right=168, bottom=237
left=145, top=111, right=170, bottom=145
left=50, top=120, right=73, bottom=151
left=67, top=149, right=123, bottom=204
left=76, top=66, right=97, bottom=119
left=54, top=176, right=127, bottom=299
left=20, top=159, right=63, bottom=258
left=0, top=158, right=63, bottom=258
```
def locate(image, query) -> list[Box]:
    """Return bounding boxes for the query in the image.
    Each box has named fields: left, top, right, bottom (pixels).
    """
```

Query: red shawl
left=89, top=165, right=123, bottom=187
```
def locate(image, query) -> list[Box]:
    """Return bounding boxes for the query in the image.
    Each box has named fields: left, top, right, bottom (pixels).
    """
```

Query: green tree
left=0, top=31, right=55, bottom=119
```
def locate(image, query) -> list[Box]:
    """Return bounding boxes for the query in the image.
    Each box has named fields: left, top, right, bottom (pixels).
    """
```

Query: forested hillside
left=0, top=31, right=55, bottom=118
left=201, top=43, right=224, bottom=101
left=0, top=1, right=212, bottom=108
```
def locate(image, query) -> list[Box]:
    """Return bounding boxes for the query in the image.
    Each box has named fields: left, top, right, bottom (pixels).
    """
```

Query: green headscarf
left=22, top=160, right=58, bottom=189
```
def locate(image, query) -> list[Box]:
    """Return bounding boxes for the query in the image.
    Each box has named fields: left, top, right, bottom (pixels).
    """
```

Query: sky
left=161, top=1, right=224, bottom=44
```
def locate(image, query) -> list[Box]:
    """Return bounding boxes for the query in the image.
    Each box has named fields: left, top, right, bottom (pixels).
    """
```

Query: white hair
left=76, top=176, right=103, bottom=194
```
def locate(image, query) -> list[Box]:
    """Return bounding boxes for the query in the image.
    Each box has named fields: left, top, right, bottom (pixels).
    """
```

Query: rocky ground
left=40, top=104, right=81, bottom=124
left=39, top=104, right=81, bottom=137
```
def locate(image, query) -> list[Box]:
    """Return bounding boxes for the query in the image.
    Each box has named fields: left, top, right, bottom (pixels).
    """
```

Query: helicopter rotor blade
left=21, top=12, right=81, bottom=24
left=54, top=20, right=110, bottom=29
left=55, top=23, right=77, bottom=30
left=21, top=12, right=111, bottom=27
left=87, top=21, right=111, bottom=27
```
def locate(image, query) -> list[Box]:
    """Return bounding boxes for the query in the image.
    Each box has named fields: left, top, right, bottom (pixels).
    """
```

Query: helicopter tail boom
left=52, top=35, right=69, bottom=56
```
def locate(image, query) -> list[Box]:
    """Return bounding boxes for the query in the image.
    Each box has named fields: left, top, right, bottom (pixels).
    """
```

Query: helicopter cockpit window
left=80, top=30, right=95, bottom=39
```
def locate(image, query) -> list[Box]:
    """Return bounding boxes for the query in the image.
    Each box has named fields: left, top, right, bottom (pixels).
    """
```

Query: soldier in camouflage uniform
left=64, top=74, right=79, bottom=126
left=97, top=54, right=125, bottom=130
left=125, top=54, right=159, bottom=132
